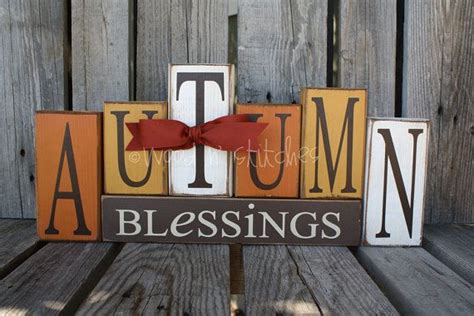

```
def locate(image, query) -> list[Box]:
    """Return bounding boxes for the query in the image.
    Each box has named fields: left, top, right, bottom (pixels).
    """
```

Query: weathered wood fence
left=0, top=0, right=472, bottom=224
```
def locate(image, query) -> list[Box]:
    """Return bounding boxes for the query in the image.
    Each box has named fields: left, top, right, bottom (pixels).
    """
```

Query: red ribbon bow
left=126, top=114, right=268, bottom=152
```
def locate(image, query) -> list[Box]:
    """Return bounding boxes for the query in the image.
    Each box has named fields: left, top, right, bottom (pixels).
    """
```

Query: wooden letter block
left=235, top=104, right=301, bottom=197
left=300, top=88, right=367, bottom=199
left=104, top=102, right=168, bottom=195
left=36, top=112, right=102, bottom=241
left=102, top=196, right=361, bottom=245
left=363, top=119, right=429, bottom=246
left=168, top=64, right=234, bottom=196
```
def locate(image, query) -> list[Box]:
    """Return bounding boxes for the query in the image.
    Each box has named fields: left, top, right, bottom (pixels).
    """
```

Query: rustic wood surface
left=356, top=247, right=474, bottom=315
left=78, top=243, right=229, bottom=315
left=0, top=0, right=67, bottom=218
left=243, top=245, right=321, bottom=315
left=238, top=0, right=327, bottom=103
left=72, top=0, right=131, bottom=110
left=289, top=246, right=398, bottom=315
left=423, top=224, right=474, bottom=284
left=403, top=0, right=473, bottom=224
left=136, top=0, right=228, bottom=101
left=338, top=0, right=397, bottom=116
left=0, top=219, right=39, bottom=279
left=0, top=242, right=120, bottom=315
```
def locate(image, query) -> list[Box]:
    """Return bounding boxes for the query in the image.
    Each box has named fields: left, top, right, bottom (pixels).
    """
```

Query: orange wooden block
left=36, top=112, right=102, bottom=241
left=235, top=104, right=301, bottom=197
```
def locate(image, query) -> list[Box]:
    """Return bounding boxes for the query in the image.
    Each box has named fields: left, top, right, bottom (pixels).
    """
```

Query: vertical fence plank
left=403, top=0, right=473, bottom=223
left=338, top=0, right=397, bottom=116
left=238, top=1, right=328, bottom=313
left=136, top=0, right=228, bottom=101
left=72, top=0, right=131, bottom=110
left=133, top=1, right=231, bottom=313
left=0, top=0, right=67, bottom=218
left=238, top=0, right=327, bottom=103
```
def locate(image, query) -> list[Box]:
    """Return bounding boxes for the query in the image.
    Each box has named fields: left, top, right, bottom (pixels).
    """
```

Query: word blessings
left=102, top=196, right=361, bottom=245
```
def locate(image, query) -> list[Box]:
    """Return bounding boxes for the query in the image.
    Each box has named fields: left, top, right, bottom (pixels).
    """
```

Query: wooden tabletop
left=0, top=220, right=473, bottom=315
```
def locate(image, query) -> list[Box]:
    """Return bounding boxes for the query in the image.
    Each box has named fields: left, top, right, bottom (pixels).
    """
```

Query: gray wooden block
left=237, top=0, right=327, bottom=103
left=243, top=245, right=321, bottom=315
left=136, top=0, right=228, bottom=101
left=403, top=0, right=473, bottom=223
left=355, top=247, right=474, bottom=315
left=423, top=224, right=474, bottom=284
left=72, top=0, right=131, bottom=110
left=338, top=0, right=397, bottom=116
left=0, top=219, right=39, bottom=279
left=0, top=242, right=119, bottom=314
left=0, top=0, right=67, bottom=218
left=77, top=243, right=230, bottom=315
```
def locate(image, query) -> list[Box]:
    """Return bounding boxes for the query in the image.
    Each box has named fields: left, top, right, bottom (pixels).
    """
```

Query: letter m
left=310, top=97, right=359, bottom=193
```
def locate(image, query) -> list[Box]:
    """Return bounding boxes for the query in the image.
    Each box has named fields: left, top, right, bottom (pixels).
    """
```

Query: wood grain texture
left=78, top=243, right=229, bottom=315
left=0, top=0, right=67, bottom=218
left=403, top=0, right=473, bottom=223
left=423, top=224, right=474, bottom=284
left=243, top=245, right=321, bottom=315
left=235, top=104, right=301, bottom=198
left=338, top=0, right=397, bottom=116
left=287, top=246, right=398, bottom=315
left=0, top=219, right=39, bottom=279
left=72, top=0, right=131, bottom=110
left=356, top=247, right=474, bottom=315
left=0, top=242, right=119, bottom=315
left=136, top=0, right=228, bottom=101
left=238, top=0, right=327, bottom=103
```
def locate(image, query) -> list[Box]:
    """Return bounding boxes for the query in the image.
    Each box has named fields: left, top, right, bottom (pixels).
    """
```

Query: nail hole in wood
left=20, top=149, right=25, bottom=157
left=266, top=92, right=272, bottom=102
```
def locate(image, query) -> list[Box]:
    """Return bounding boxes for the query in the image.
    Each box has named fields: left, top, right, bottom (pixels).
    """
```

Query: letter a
left=45, top=123, right=91, bottom=235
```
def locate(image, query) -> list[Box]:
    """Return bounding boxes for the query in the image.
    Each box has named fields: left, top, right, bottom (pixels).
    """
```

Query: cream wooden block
left=168, top=64, right=234, bottom=196
left=363, top=118, right=429, bottom=246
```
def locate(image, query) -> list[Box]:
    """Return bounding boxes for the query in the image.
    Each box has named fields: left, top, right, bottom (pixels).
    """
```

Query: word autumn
left=102, top=197, right=361, bottom=245
left=35, top=64, right=429, bottom=246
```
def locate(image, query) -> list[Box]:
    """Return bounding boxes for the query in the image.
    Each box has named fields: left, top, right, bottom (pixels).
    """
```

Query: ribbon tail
left=125, top=123, right=143, bottom=150
left=202, top=122, right=268, bottom=152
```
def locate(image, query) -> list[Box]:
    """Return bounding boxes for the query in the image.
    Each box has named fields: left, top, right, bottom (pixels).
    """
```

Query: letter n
left=376, top=128, right=423, bottom=238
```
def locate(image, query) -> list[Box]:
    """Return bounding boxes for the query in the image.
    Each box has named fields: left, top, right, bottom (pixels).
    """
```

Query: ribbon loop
left=126, top=114, right=268, bottom=152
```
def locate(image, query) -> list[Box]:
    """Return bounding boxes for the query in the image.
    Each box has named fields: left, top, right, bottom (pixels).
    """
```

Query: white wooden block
left=168, top=64, right=234, bottom=196
left=363, top=118, right=430, bottom=246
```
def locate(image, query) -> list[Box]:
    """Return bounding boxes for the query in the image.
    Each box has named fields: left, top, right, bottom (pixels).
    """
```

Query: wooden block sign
left=168, top=64, right=234, bottom=196
left=235, top=104, right=301, bottom=197
left=363, top=119, right=429, bottom=246
left=102, top=196, right=361, bottom=245
left=36, top=112, right=102, bottom=241
left=300, top=88, right=367, bottom=199
left=104, top=102, right=168, bottom=195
